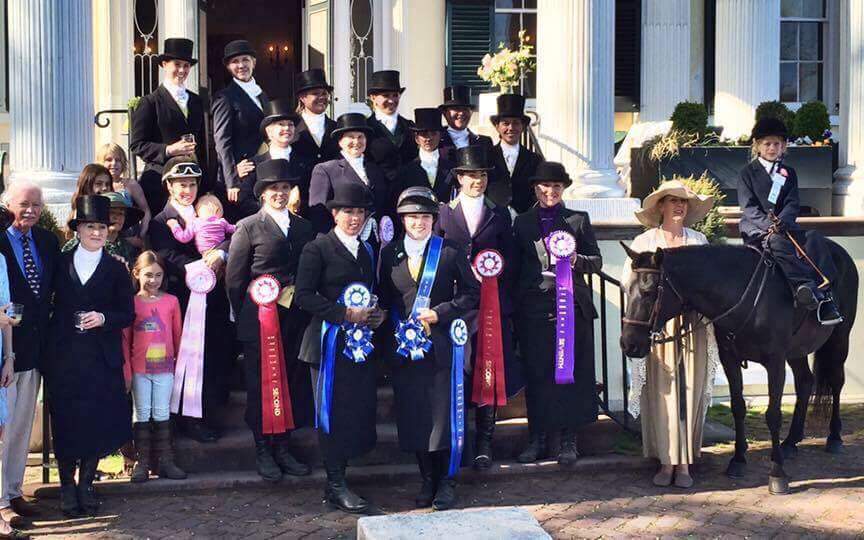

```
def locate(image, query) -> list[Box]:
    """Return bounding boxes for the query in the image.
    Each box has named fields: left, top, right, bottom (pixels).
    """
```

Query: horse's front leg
left=719, top=346, right=747, bottom=478
left=781, top=355, right=812, bottom=458
left=765, top=356, right=790, bottom=494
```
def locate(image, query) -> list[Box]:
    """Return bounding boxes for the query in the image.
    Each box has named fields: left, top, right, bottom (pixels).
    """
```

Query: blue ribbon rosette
left=341, top=283, right=374, bottom=363
left=396, top=317, right=432, bottom=360
left=447, top=318, right=468, bottom=476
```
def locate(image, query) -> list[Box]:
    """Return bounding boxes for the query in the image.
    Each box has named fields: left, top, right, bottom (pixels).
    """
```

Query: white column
left=833, top=0, right=864, bottom=215
left=713, top=0, right=780, bottom=139
left=396, top=0, right=445, bottom=116
left=94, top=0, right=135, bottom=150
left=159, top=0, right=200, bottom=92
left=639, top=0, right=691, bottom=121
left=8, top=0, right=94, bottom=221
left=332, top=0, right=352, bottom=115
left=537, top=0, right=623, bottom=199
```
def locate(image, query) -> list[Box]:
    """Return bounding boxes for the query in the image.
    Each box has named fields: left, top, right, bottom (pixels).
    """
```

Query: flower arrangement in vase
left=477, top=29, right=536, bottom=93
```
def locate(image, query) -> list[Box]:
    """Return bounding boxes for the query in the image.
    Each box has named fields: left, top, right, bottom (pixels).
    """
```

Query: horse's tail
left=809, top=350, right=834, bottom=430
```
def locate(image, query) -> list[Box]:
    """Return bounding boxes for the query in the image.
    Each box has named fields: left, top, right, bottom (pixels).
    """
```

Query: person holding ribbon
left=45, top=195, right=135, bottom=517
left=295, top=181, right=385, bottom=514
left=226, top=159, right=316, bottom=482
left=433, top=145, right=519, bottom=471
left=511, top=162, right=601, bottom=467
left=378, top=187, right=479, bottom=511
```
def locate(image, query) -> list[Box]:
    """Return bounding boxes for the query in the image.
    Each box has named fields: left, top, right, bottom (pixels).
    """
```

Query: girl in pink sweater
left=122, top=251, right=187, bottom=482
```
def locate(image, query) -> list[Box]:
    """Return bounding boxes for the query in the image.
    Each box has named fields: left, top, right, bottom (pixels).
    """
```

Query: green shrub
left=755, top=101, right=795, bottom=136
left=36, top=207, right=66, bottom=244
left=792, top=101, right=830, bottom=141
left=654, top=172, right=726, bottom=243
left=670, top=102, right=708, bottom=138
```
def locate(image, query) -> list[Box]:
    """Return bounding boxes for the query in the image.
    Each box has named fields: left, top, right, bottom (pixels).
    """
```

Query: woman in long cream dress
left=622, top=180, right=720, bottom=488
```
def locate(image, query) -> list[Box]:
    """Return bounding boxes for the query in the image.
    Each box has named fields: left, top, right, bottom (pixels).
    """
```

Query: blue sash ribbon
left=448, top=319, right=468, bottom=476
left=395, top=236, right=443, bottom=360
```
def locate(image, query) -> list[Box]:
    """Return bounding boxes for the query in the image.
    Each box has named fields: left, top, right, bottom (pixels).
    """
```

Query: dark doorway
left=206, top=0, right=303, bottom=100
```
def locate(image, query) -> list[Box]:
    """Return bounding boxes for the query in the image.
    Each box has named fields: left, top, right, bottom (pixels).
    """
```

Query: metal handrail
left=93, top=108, right=138, bottom=179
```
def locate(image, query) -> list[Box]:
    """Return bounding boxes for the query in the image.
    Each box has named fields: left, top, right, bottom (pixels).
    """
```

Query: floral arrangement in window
left=477, top=29, right=536, bottom=94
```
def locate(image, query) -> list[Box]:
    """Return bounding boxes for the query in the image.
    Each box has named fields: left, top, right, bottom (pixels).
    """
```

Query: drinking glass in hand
left=74, top=311, right=88, bottom=333
left=182, top=134, right=196, bottom=144
left=6, top=304, right=23, bottom=326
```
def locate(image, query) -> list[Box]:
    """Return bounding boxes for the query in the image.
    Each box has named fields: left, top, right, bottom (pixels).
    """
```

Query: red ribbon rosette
left=250, top=275, right=295, bottom=434
left=471, top=249, right=507, bottom=407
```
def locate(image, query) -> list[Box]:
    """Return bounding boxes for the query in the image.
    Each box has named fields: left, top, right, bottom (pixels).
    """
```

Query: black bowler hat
left=397, top=186, right=439, bottom=215
left=453, top=145, right=494, bottom=172
left=260, top=99, right=300, bottom=138
left=326, top=182, right=374, bottom=211
left=409, top=108, right=444, bottom=132
left=491, top=93, right=530, bottom=125
left=529, top=161, right=573, bottom=188
left=751, top=117, right=789, bottom=141
left=332, top=113, right=374, bottom=139
left=295, top=69, right=334, bottom=96
left=440, top=85, right=474, bottom=110
left=159, top=38, right=198, bottom=66
left=254, top=159, right=299, bottom=199
left=223, top=39, right=256, bottom=63
left=367, top=70, right=405, bottom=95
left=68, top=195, right=111, bottom=230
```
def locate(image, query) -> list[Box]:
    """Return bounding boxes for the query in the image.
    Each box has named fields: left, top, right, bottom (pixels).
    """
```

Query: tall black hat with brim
left=68, top=195, right=111, bottom=230
left=159, top=38, right=198, bottom=66
left=440, top=85, right=474, bottom=110
left=397, top=186, right=439, bottom=215
left=295, top=69, right=334, bottom=95
left=254, top=159, right=299, bottom=198
left=223, top=39, right=256, bottom=63
left=453, top=145, right=494, bottom=172
left=332, top=113, right=374, bottom=139
left=367, top=70, right=405, bottom=95
left=529, top=161, right=573, bottom=188
left=103, top=191, right=145, bottom=231
left=326, top=181, right=374, bottom=210
left=751, top=117, right=789, bottom=141
left=260, top=99, right=300, bottom=138
left=491, top=93, right=530, bottom=125
left=409, top=108, right=445, bottom=132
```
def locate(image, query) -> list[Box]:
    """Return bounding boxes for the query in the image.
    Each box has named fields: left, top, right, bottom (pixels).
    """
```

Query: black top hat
left=68, top=195, right=112, bottom=230
left=0, top=206, right=12, bottom=231
left=254, top=159, right=300, bottom=199
left=409, top=108, right=445, bottom=132
left=223, top=39, right=256, bottom=63
left=159, top=38, right=198, bottom=66
left=332, top=113, right=374, bottom=140
left=367, top=70, right=405, bottom=95
left=491, top=93, right=530, bottom=125
left=529, top=161, right=573, bottom=188
left=295, top=69, right=334, bottom=96
left=440, top=85, right=474, bottom=110
left=397, top=186, right=439, bottom=215
left=260, top=99, right=301, bottom=138
left=326, top=182, right=375, bottom=211
left=751, top=117, right=789, bottom=141
left=453, top=145, right=494, bottom=172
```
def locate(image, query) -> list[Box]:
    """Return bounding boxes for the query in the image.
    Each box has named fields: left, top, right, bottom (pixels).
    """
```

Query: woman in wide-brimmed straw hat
left=622, top=179, right=719, bottom=490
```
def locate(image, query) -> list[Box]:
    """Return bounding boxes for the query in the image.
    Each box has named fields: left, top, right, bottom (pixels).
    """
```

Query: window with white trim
left=780, top=0, right=826, bottom=103
left=493, top=0, right=536, bottom=98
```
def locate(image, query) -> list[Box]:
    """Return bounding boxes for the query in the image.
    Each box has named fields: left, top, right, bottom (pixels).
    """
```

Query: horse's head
left=619, top=241, right=685, bottom=358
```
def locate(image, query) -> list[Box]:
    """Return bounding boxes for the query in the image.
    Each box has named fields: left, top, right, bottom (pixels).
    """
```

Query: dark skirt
left=310, top=340, right=377, bottom=463
left=47, top=340, right=132, bottom=461
left=391, top=349, right=453, bottom=452
left=515, top=312, right=598, bottom=432
left=202, top=282, right=235, bottom=414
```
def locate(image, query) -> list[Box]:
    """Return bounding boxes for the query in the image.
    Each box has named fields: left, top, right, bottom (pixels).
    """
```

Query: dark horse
left=619, top=240, right=857, bottom=494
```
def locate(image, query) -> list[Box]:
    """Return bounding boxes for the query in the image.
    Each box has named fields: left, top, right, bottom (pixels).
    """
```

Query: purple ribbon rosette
left=547, top=230, right=576, bottom=385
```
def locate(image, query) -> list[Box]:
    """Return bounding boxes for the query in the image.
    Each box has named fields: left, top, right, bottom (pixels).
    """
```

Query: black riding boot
left=58, top=459, right=83, bottom=518
left=271, top=435, right=310, bottom=476
left=254, top=438, right=282, bottom=482
left=415, top=452, right=438, bottom=508
left=77, top=457, right=100, bottom=515
left=130, top=422, right=151, bottom=483
left=473, top=406, right=496, bottom=471
left=517, top=432, right=547, bottom=463
left=432, top=451, right=457, bottom=511
left=153, top=421, right=187, bottom=480
left=558, top=429, right=579, bottom=467
left=324, top=461, right=369, bottom=513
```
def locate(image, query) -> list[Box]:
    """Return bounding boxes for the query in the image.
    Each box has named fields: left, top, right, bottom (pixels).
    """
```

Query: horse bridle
left=621, top=267, right=684, bottom=341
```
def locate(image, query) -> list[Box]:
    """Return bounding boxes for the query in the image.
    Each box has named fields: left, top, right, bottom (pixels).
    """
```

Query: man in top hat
left=131, top=38, right=209, bottom=214
left=365, top=70, right=418, bottom=182
left=212, top=39, right=270, bottom=214
left=438, top=85, right=493, bottom=159
left=237, top=99, right=314, bottom=219
left=488, top=94, right=543, bottom=214
left=293, top=69, right=339, bottom=166
left=393, top=108, right=457, bottom=206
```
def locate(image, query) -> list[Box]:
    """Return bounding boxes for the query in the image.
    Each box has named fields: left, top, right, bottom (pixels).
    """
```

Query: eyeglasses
left=164, top=162, right=202, bottom=179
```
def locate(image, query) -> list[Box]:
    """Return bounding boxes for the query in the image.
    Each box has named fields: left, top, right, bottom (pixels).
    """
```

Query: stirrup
left=817, top=299, right=843, bottom=326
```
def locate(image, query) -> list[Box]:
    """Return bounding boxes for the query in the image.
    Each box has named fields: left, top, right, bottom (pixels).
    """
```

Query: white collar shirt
left=459, top=193, right=485, bottom=236
left=265, top=206, right=292, bottom=236
left=375, top=111, right=399, bottom=134
left=447, top=128, right=470, bottom=149
left=334, top=228, right=360, bottom=258
left=73, top=246, right=103, bottom=285
left=302, top=110, right=327, bottom=146
left=162, top=80, right=189, bottom=111
left=234, top=77, right=263, bottom=110
left=342, top=151, right=369, bottom=184
left=500, top=141, right=520, bottom=174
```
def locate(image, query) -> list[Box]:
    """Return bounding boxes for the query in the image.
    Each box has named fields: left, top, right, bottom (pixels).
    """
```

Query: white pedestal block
left=357, top=507, right=550, bottom=540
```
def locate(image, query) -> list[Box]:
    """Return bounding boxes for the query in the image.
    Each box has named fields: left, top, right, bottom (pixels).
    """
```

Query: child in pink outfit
left=167, top=194, right=235, bottom=254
